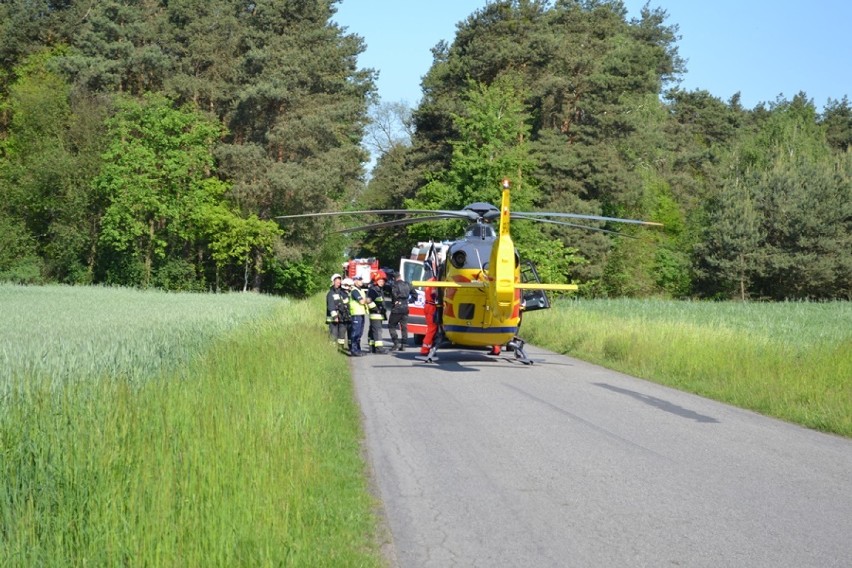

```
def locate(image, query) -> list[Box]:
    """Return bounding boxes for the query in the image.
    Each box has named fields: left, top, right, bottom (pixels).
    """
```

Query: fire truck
left=342, top=257, right=380, bottom=283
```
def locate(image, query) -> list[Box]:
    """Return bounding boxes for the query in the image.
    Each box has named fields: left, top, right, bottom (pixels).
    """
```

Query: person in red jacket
left=419, top=276, right=439, bottom=356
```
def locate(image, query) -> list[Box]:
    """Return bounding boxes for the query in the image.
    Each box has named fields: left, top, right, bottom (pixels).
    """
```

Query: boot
left=391, top=341, right=400, bottom=351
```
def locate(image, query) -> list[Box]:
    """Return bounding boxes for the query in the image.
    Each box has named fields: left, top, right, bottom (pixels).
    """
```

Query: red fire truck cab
left=343, top=257, right=380, bottom=283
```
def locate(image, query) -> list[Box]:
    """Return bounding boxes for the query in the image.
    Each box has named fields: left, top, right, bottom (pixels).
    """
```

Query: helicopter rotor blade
left=333, top=215, right=465, bottom=234
left=511, top=214, right=645, bottom=238
left=512, top=211, right=663, bottom=226
left=275, top=208, right=475, bottom=221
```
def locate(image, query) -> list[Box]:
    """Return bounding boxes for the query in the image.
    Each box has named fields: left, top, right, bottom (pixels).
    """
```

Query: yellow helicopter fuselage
left=439, top=266, right=523, bottom=347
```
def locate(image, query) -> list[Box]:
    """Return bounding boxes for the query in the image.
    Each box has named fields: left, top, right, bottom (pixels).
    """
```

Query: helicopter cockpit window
left=464, top=224, right=495, bottom=239
left=448, top=241, right=493, bottom=269
left=401, top=260, right=424, bottom=287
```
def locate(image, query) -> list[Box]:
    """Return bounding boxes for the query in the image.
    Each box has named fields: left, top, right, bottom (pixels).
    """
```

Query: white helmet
left=331, top=273, right=342, bottom=284
left=341, top=277, right=354, bottom=287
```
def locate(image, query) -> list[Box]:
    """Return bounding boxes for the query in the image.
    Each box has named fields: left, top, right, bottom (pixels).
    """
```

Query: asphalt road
left=350, top=344, right=852, bottom=568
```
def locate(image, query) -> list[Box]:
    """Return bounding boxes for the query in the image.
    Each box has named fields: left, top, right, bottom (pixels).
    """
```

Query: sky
left=333, top=0, right=851, bottom=112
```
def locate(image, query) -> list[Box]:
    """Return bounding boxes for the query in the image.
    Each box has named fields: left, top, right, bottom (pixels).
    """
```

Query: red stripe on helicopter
left=444, top=274, right=472, bottom=301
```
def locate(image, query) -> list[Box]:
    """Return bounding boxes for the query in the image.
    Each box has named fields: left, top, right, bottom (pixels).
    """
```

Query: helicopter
left=276, top=178, right=661, bottom=364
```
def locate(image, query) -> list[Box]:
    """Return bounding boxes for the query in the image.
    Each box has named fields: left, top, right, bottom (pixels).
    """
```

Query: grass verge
left=1, top=286, right=381, bottom=566
left=522, top=299, right=852, bottom=437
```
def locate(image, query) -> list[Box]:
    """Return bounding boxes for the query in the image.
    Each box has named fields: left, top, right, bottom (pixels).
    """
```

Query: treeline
left=0, top=0, right=370, bottom=293
left=1, top=1, right=850, bottom=299
left=362, top=1, right=852, bottom=300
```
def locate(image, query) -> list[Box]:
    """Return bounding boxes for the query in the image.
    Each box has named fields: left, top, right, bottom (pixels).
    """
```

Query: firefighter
left=326, top=273, right=350, bottom=353
left=419, top=275, right=439, bottom=356
left=388, top=272, right=413, bottom=351
left=366, top=270, right=389, bottom=354
left=347, top=276, right=367, bottom=356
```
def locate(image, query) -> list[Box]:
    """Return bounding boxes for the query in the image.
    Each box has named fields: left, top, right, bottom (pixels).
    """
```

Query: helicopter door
left=520, top=261, right=551, bottom=312
left=400, top=259, right=426, bottom=304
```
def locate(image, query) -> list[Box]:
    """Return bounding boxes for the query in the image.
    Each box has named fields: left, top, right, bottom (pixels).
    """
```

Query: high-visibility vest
left=349, top=288, right=367, bottom=316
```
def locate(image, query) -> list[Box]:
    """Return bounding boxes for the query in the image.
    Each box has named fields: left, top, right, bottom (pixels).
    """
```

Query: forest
left=1, top=0, right=850, bottom=300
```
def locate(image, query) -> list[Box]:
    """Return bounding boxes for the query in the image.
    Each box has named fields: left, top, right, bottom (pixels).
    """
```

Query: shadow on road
left=594, top=382, right=720, bottom=423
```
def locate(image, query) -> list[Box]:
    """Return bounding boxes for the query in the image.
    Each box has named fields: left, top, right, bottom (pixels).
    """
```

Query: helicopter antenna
left=474, top=248, right=485, bottom=278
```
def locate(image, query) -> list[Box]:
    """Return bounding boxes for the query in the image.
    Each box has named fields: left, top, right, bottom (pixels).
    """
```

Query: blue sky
left=334, top=0, right=851, bottom=111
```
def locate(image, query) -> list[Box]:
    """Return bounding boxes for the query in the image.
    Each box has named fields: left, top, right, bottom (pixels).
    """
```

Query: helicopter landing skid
left=414, top=332, right=443, bottom=363
left=506, top=337, right=534, bottom=365
left=415, top=345, right=439, bottom=363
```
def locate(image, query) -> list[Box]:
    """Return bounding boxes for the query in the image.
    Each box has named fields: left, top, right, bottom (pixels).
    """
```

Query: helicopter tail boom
left=515, top=283, right=579, bottom=291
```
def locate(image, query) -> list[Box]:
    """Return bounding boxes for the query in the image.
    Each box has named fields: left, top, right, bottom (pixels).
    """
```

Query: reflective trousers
left=367, top=314, right=386, bottom=351
left=329, top=321, right=348, bottom=351
left=420, top=304, right=438, bottom=354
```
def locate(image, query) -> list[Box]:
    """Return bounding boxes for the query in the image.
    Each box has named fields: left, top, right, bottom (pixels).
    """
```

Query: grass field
left=0, top=284, right=381, bottom=566
left=522, top=298, right=852, bottom=437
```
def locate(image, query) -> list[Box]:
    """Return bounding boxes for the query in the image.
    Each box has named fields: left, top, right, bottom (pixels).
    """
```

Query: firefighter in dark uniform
left=366, top=270, right=389, bottom=354
left=388, top=273, right=413, bottom=351
left=326, top=273, right=350, bottom=353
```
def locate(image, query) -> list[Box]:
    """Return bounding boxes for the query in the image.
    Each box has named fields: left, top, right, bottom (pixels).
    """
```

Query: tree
left=755, top=157, right=851, bottom=299
left=694, top=172, right=765, bottom=300
left=364, top=100, right=414, bottom=157
left=697, top=95, right=852, bottom=300
left=57, top=0, right=172, bottom=95
left=95, top=94, right=279, bottom=289
left=821, top=96, right=852, bottom=152
left=161, top=0, right=246, bottom=115
left=0, top=0, right=374, bottom=295
left=211, top=0, right=374, bottom=292
left=408, top=76, right=541, bottom=245
left=356, top=143, right=422, bottom=262
left=0, top=212, right=42, bottom=283
left=402, top=0, right=685, bottom=292
left=0, top=50, right=108, bottom=284
left=205, top=209, right=280, bottom=292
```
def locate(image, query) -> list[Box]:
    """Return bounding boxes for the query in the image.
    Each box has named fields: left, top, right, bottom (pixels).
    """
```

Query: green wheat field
left=1, top=284, right=381, bottom=567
